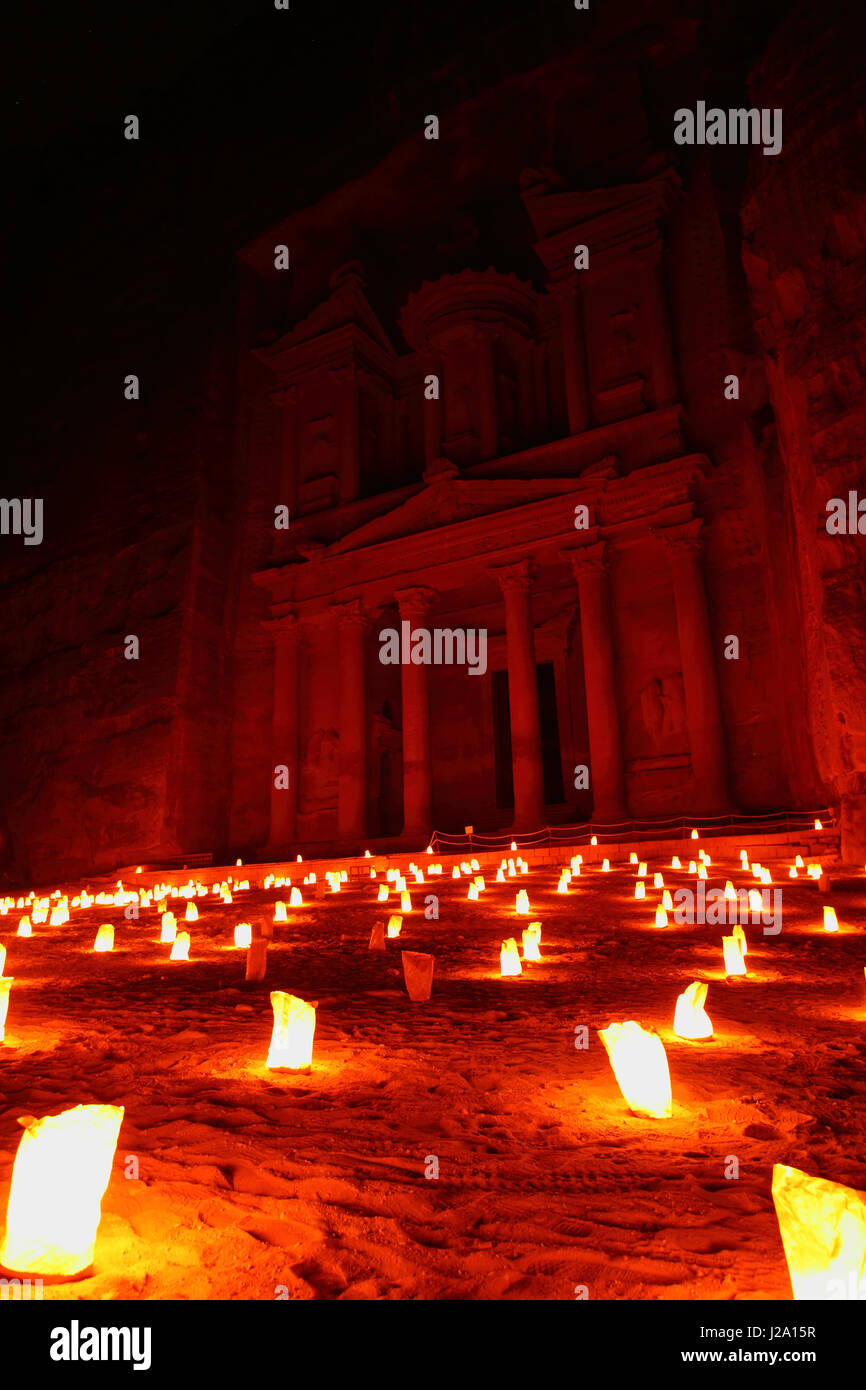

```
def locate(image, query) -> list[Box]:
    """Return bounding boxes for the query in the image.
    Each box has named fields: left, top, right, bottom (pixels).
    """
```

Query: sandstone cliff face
left=4, top=2, right=865, bottom=882
left=740, top=0, right=866, bottom=856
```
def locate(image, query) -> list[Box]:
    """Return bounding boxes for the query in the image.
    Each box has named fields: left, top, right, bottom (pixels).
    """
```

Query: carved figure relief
left=299, top=727, right=339, bottom=812
left=640, top=674, right=687, bottom=749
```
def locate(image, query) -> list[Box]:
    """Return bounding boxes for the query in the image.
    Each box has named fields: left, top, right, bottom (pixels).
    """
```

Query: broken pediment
left=255, top=261, right=396, bottom=365
left=324, top=476, right=576, bottom=555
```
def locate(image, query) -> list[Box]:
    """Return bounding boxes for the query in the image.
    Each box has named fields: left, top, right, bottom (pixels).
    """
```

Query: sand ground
left=1, top=853, right=864, bottom=1300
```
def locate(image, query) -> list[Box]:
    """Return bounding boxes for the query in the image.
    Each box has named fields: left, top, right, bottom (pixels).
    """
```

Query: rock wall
left=739, top=0, right=866, bottom=856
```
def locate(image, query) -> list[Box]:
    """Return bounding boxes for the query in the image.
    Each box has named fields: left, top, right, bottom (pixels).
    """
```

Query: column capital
left=263, top=612, right=303, bottom=646
left=394, top=585, right=437, bottom=619
left=330, top=597, right=371, bottom=629
left=565, top=540, right=611, bottom=580
left=653, top=517, right=705, bottom=559
left=488, top=557, right=537, bottom=594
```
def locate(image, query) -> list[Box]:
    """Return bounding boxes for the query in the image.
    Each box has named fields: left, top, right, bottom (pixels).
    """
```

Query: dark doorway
left=492, top=669, right=514, bottom=809
left=492, top=662, right=565, bottom=809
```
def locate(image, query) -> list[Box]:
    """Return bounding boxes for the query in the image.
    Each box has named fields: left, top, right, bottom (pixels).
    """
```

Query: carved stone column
left=264, top=613, right=302, bottom=854
left=334, top=364, right=360, bottom=503
left=476, top=330, right=499, bottom=461
left=655, top=518, right=729, bottom=814
left=272, top=385, right=299, bottom=518
left=567, top=543, right=628, bottom=822
left=550, top=284, right=591, bottom=434
left=333, top=598, right=368, bottom=841
left=395, top=586, right=437, bottom=840
left=638, top=246, right=679, bottom=409
left=489, top=559, right=545, bottom=830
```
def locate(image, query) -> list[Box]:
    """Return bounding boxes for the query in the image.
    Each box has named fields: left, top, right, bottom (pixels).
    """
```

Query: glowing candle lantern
left=510, top=841, right=517, bottom=851
left=387, top=915, right=402, bottom=938
left=522, top=925, right=541, bottom=961
left=377, top=884, right=389, bottom=902
left=761, top=869, right=772, bottom=885
left=629, top=852, right=638, bottom=865
left=671, top=856, right=681, bottom=870
left=601, top=859, right=610, bottom=873
left=184, top=902, right=198, bottom=923
left=500, top=939, right=522, bottom=976
left=266, top=991, right=316, bottom=1071
left=795, top=854, right=804, bottom=868
left=662, top=890, right=673, bottom=911
left=673, top=981, right=713, bottom=1040
left=572, top=863, right=581, bottom=876
left=400, top=891, right=412, bottom=913
left=402, top=950, right=434, bottom=1001
left=507, top=859, right=516, bottom=876
left=697, top=865, right=708, bottom=881
left=590, top=835, right=598, bottom=846
left=273, top=901, right=288, bottom=923
left=742, top=859, right=750, bottom=873
left=635, top=881, right=646, bottom=900
left=814, top=819, right=823, bottom=830
left=451, top=866, right=460, bottom=880
left=496, top=867, right=505, bottom=883
left=515, top=890, right=530, bottom=915
left=688, top=860, right=697, bottom=875
left=823, top=906, right=839, bottom=933
left=160, top=913, right=177, bottom=944
left=395, top=875, right=407, bottom=893
left=598, top=1021, right=672, bottom=1119
left=0, top=977, right=13, bottom=1039
left=739, top=849, right=748, bottom=862
left=748, top=889, right=762, bottom=914
left=93, top=926, right=114, bottom=953
left=733, top=922, right=747, bottom=956
left=170, top=932, right=190, bottom=961
left=467, top=883, right=479, bottom=901
left=157, top=899, right=167, bottom=913
left=789, top=866, right=798, bottom=878
left=330, top=880, right=341, bottom=894
left=772, top=1163, right=866, bottom=1301
left=17, top=917, right=31, bottom=938
left=557, top=877, right=569, bottom=894
left=752, top=863, right=763, bottom=879
left=289, top=887, right=302, bottom=908
left=234, top=922, right=252, bottom=949
left=414, top=870, right=424, bottom=884
left=654, top=905, right=668, bottom=928
left=653, top=873, right=664, bottom=889
left=722, top=935, right=746, bottom=976
left=722, top=882, right=734, bottom=902
left=0, top=1103, right=125, bottom=1278
left=474, top=876, right=485, bottom=891
left=691, top=829, right=699, bottom=840
left=637, top=862, right=647, bottom=878
left=469, top=858, right=480, bottom=872
left=520, top=861, right=529, bottom=874
left=222, top=889, right=233, bottom=905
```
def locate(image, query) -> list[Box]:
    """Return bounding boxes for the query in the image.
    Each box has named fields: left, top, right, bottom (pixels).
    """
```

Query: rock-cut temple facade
left=3, top=4, right=866, bottom=881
